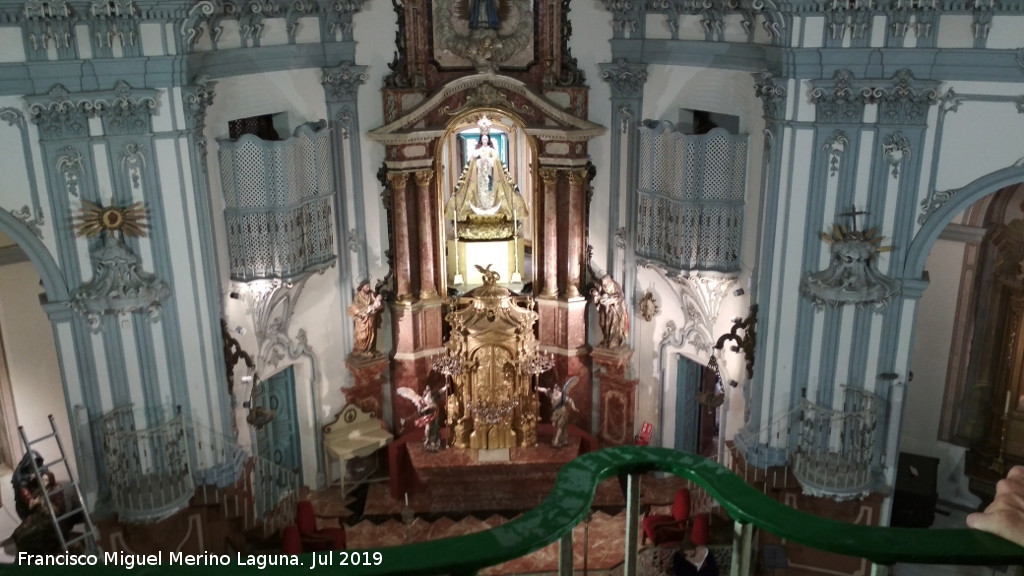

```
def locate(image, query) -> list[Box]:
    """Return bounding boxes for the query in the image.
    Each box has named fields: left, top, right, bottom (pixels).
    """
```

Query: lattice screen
left=220, top=121, right=336, bottom=281
left=637, top=121, right=747, bottom=272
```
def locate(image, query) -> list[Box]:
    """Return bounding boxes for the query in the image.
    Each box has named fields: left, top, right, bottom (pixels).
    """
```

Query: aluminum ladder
left=17, top=414, right=100, bottom=554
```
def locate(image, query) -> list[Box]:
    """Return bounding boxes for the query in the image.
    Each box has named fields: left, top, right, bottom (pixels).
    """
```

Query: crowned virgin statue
left=447, top=116, right=528, bottom=240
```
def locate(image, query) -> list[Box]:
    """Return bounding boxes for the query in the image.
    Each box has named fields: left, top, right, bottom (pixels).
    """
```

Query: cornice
left=367, top=73, right=606, bottom=143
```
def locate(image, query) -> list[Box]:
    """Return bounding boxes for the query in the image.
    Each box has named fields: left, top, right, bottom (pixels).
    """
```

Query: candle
left=405, top=492, right=409, bottom=506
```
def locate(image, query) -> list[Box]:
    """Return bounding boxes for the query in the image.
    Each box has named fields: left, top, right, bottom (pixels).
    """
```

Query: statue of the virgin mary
left=447, top=116, right=528, bottom=240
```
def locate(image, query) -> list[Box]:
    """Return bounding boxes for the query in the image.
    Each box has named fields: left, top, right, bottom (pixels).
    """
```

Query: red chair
left=641, top=487, right=690, bottom=545
left=281, top=524, right=303, bottom=554
left=295, top=500, right=346, bottom=551
left=690, top=512, right=710, bottom=546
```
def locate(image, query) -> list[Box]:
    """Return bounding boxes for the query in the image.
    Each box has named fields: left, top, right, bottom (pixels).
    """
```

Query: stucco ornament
left=70, top=198, right=170, bottom=329
left=802, top=212, right=900, bottom=310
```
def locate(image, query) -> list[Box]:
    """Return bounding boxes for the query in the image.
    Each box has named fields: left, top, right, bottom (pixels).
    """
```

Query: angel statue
left=538, top=376, right=579, bottom=448
left=397, top=385, right=443, bottom=452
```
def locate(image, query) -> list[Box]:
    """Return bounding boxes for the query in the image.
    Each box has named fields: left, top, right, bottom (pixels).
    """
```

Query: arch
left=905, top=163, right=1024, bottom=278
left=0, top=211, right=69, bottom=302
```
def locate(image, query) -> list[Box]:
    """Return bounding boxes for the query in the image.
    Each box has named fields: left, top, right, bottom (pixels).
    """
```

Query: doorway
left=675, top=356, right=718, bottom=457
left=252, top=366, right=302, bottom=485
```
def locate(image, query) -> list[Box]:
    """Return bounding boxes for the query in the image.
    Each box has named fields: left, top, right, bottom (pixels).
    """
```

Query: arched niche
left=438, top=109, right=536, bottom=291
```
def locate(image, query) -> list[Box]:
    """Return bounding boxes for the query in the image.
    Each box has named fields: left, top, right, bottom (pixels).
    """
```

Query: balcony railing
left=98, top=406, right=297, bottom=536
left=79, top=445, right=1024, bottom=575
left=793, top=386, right=880, bottom=500
left=100, top=405, right=194, bottom=523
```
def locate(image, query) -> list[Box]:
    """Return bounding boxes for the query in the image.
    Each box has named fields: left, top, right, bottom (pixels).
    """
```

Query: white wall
left=906, top=238, right=981, bottom=509
left=0, top=261, right=74, bottom=483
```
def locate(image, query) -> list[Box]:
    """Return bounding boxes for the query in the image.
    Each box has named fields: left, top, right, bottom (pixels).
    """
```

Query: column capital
left=566, top=168, right=590, bottom=186
left=386, top=171, right=409, bottom=190
left=599, top=58, right=648, bottom=99
left=413, top=169, right=434, bottom=187
left=321, top=61, right=369, bottom=103
left=539, top=167, right=561, bottom=184
left=752, top=69, right=788, bottom=121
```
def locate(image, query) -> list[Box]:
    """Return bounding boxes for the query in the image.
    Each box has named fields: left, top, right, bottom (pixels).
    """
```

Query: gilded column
left=540, top=168, right=560, bottom=297
left=414, top=169, right=437, bottom=299
left=565, top=168, right=588, bottom=298
left=388, top=171, right=414, bottom=302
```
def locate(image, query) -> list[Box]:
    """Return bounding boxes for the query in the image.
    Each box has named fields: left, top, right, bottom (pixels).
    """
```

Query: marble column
left=414, top=169, right=437, bottom=299
left=387, top=171, right=414, bottom=302
left=565, top=168, right=587, bottom=299
left=540, top=168, right=559, bottom=298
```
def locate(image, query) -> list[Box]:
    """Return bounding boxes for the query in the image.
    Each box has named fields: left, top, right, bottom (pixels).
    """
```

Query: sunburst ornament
left=74, top=198, right=149, bottom=238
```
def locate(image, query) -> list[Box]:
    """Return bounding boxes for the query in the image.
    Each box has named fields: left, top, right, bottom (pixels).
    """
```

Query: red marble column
left=388, top=171, right=414, bottom=302
left=540, top=168, right=559, bottom=298
left=414, top=170, right=437, bottom=299
left=565, top=168, right=588, bottom=299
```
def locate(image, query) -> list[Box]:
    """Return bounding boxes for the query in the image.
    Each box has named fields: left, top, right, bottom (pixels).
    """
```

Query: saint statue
left=591, top=275, right=628, bottom=348
left=447, top=116, right=528, bottom=240
left=348, top=281, right=383, bottom=357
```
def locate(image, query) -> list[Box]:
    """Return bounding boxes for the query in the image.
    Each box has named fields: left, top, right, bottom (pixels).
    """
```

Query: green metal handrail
left=13, top=445, right=1024, bottom=574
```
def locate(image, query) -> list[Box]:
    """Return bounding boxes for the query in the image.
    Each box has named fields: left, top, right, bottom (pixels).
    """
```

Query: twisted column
left=540, top=168, right=560, bottom=297
left=387, top=171, right=413, bottom=302
left=414, top=170, right=437, bottom=299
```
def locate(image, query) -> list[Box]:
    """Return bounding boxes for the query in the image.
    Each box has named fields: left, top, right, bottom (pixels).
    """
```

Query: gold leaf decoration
left=74, top=199, right=149, bottom=238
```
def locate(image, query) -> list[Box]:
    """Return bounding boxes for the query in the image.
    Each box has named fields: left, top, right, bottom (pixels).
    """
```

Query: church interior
left=1, top=0, right=1024, bottom=573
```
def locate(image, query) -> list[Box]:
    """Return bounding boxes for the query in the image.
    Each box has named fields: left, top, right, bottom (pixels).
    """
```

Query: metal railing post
left=558, top=531, right=573, bottom=576
left=731, top=520, right=754, bottom=576
left=624, top=472, right=641, bottom=576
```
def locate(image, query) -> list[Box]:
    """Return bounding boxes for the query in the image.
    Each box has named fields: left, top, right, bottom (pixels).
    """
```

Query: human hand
left=967, top=465, right=1024, bottom=548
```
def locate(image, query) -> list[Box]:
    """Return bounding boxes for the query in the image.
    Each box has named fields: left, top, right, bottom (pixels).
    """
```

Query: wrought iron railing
left=793, top=386, right=880, bottom=500
left=99, top=404, right=194, bottom=523
left=98, top=406, right=297, bottom=536
left=187, top=419, right=299, bottom=538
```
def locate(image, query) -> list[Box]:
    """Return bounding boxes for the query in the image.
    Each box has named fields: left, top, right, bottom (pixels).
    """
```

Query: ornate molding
left=9, top=206, right=44, bottom=239
left=822, top=130, right=850, bottom=177
left=70, top=236, right=170, bottom=330
left=648, top=263, right=734, bottom=356
left=95, top=80, right=158, bottom=136
left=599, top=58, right=648, bottom=100
left=882, top=131, right=911, bottom=178
left=321, top=61, right=368, bottom=103
left=182, top=75, right=218, bottom=132
left=325, top=0, right=369, bottom=40
left=868, top=69, right=941, bottom=124
left=23, top=0, right=77, bottom=58
left=752, top=70, right=787, bottom=121
left=55, top=146, right=86, bottom=198
left=180, top=0, right=229, bottom=51
left=238, top=0, right=279, bottom=46
left=88, top=0, right=139, bottom=51
left=918, top=186, right=958, bottom=225
left=599, top=0, right=643, bottom=36
left=809, top=69, right=939, bottom=125
left=808, top=69, right=863, bottom=124
left=802, top=210, right=900, bottom=311
left=26, top=81, right=158, bottom=139
left=441, top=82, right=533, bottom=117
